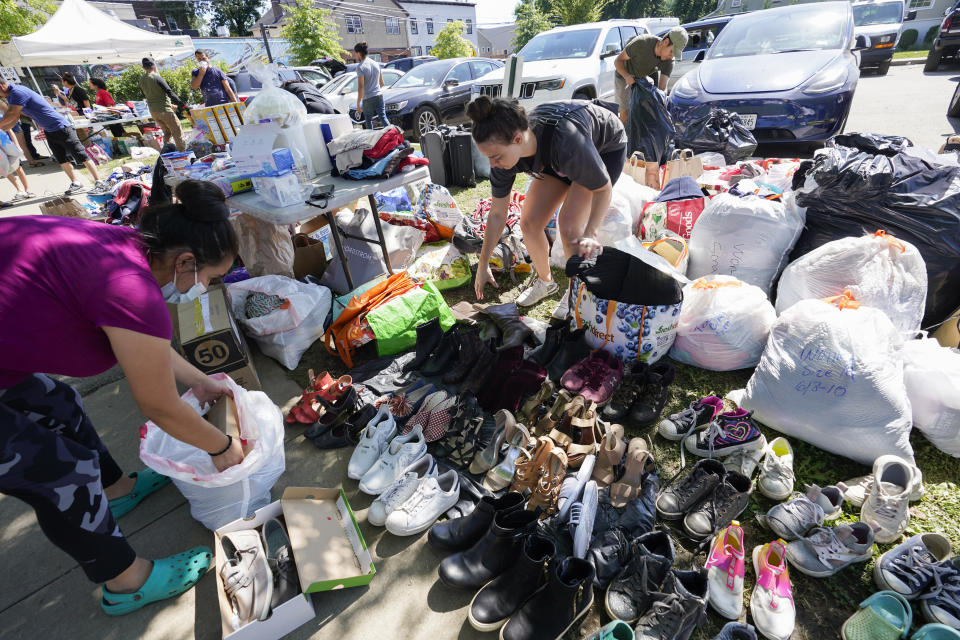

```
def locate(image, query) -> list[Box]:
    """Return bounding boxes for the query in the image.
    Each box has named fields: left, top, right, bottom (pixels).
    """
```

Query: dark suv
left=926, top=0, right=960, bottom=71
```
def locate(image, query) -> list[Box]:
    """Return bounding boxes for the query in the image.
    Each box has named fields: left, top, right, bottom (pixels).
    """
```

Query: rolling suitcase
left=421, top=126, right=476, bottom=188
left=421, top=128, right=448, bottom=187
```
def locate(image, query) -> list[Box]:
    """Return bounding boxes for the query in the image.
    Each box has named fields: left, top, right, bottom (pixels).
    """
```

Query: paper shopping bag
left=661, top=149, right=703, bottom=186
left=623, top=152, right=661, bottom=189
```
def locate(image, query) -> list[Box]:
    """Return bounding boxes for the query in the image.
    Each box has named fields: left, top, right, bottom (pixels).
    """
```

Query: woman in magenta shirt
left=0, top=180, right=243, bottom=616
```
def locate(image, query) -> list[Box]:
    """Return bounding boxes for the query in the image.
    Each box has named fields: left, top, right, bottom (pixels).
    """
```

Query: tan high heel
left=610, top=438, right=657, bottom=507
left=519, top=379, right=556, bottom=428
left=565, top=400, right=600, bottom=469
left=527, top=447, right=568, bottom=517
left=592, top=424, right=626, bottom=487
left=536, top=389, right=572, bottom=434
left=511, top=436, right=554, bottom=494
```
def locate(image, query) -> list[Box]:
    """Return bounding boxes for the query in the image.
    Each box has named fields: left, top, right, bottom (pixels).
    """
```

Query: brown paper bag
left=661, top=149, right=704, bottom=186
left=623, top=152, right=661, bottom=189
left=292, top=233, right=328, bottom=280
left=40, top=197, right=86, bottom=218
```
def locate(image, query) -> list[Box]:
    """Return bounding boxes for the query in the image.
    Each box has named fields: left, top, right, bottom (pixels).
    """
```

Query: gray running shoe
left=64, top=181, right=86, bottom=195
left=785, top=522, right=874, bottom=578
left=874, top=533, right=953, bottom=598
left=918, top=557, right=960, bottom=628
left=712, top=622, right=758, bottom=640
left=262, top=518, right=300, bottom=609
left=757, top=484, right=845, bottom=541
left=570, top=480, right=599, bottom=559
left=633, top=569, right=709, bottom=640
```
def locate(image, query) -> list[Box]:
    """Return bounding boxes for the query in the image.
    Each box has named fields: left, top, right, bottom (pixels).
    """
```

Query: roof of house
left=397, top=0, right=476, bottom=6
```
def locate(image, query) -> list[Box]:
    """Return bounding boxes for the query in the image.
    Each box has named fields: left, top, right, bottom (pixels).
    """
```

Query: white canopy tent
left=1, top=0, right=194, bottom=90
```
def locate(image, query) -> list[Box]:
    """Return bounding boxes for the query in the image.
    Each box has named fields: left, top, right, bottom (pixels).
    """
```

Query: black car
left=926, top=0, right=960, bottom=71
left=381, top=57, right=504, bottom=140
left=384, top=55, right=437, bottom=72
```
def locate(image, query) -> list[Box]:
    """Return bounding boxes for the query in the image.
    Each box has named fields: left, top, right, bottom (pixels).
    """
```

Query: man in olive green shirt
left=138, top=57, right=186, bottom=151
left=614, top=26, right=689, bottom=123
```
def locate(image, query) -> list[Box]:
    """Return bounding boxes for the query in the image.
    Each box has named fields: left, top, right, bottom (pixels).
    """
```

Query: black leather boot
left=547, top=327, right=590, bottom=382
left=468, top=534, right=556, bottom=632
left=428, top=491, right=524, bottom=553
left=500, top=556, right=596, bottom=640
left=437, top=509, right=537, bottom=589
left=461, top=339, right=498, bottom=396
left=480, top=302, right=536, bottom=352
left=531, top=324, right=565, bottom=368
left=403, top=317, right=443, bottom=372
left=443, top=326, right=483, bottom=384
left=421, top=326, right=459, bottom=376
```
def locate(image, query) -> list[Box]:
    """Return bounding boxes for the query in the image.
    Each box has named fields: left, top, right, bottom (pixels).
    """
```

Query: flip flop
left=101, top=546, right=212, bottom=616
left=109, top=469, right=171, bottom=518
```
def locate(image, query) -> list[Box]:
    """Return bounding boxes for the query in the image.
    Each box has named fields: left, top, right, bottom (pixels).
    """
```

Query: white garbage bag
left=775, top=231, right=927, bottom=333
left=741, top=295, right=914, bottom=466
left=903, top=338, right=960, bottom=457
left=139, top=374, right=285, bottom=529
left=687, top=191, right=806, bottom=295
left=228, top=276, right=332, bottom=369
left=549, top=193, right=634, bottom=267
left=671, top=275, right=776, bottom=371
left=613, top=174, right=659, bottom=230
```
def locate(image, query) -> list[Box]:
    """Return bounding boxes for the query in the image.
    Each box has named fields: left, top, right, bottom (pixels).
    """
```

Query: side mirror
left=443, top=79, right=459, bottom=89
left=694, top=49, right=707, bottom=63
left=906, top=10, right=917, bottom=20
left=854, top=34, right=870, bottom=50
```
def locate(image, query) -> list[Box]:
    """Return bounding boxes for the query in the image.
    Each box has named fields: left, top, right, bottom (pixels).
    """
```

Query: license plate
left=735, top=113, right=757, bottom=130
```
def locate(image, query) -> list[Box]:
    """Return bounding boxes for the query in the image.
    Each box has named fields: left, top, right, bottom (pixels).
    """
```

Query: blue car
left=668, top=1, right=865, bottom=143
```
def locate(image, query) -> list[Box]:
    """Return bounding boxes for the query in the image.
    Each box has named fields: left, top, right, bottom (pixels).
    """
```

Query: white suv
left=474, top=20, right=652, bottom=108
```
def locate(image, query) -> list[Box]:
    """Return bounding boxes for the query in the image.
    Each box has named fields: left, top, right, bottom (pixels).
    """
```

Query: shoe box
left=214, top=487, right=376, bottom=640
left=167, top=284, right=262, bottom=391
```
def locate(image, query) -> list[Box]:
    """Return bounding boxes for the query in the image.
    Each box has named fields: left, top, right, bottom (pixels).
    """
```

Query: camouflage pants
left=0, top=374, right=136, bottom=583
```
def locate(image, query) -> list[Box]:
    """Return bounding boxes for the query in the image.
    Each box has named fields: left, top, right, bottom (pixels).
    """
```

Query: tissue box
left=252, top=172, right=303, bottom=207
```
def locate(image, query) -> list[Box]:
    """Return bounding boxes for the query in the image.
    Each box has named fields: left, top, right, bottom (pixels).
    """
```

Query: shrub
left=898, top=28, right=918, bottom=50
left=106, top=61, right=231, bottom=105
left=923, top=25, right=939, bottom=46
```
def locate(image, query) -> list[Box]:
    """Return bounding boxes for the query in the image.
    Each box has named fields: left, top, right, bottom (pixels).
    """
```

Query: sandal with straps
left=519, top=379, right=556, bottom=426
left=536, top=389, right=573, bottom=435
left=610, top=437, right=656, bottom=508
left=447, top=413, right=486, bottom=468
left=434, top=396, right=478, bottom=458
left=527, top=447, right=568, bottom=517
left=484, top=412, right=534, bottom=491
left=511, top=436, right=554, bottom=494
left=566, top=400, right=600, bottom=469
left=101, top=547, right=212, bottom=615
left=468, top=409, right=509, bottom=475
left=548, top=395, right=586, bottom=451
left=284, top=369, right=336, bottom=426
left=592, top=423, right=626, bottom=487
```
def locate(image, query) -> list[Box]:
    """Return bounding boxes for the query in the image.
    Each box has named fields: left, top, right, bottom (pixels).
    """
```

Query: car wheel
left=925, top=49, right=943, bottom=72
left=572, top=91, right=592, bottom=101
left=948, top=82, right=960, bottom=118
left=413, top=105, right=439, bottom=141
left=877, top=60, right=891, bottom=75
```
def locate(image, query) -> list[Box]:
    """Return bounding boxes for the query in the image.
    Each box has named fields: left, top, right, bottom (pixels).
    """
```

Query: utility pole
left=260, top=23, right=274, bottom=62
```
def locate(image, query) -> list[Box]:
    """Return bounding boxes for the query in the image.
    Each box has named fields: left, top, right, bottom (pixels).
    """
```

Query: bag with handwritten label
left=671, top=276, right=776, bottom=371
left=741, top=292, right=913, bottom=466
left=567, top=247, right=683, bottom=364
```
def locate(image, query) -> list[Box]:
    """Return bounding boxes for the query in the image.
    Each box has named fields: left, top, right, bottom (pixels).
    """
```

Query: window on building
left=906, top=0, right=933, bottom=8
left=426, top=18, right=434, bottom=34
left=465, top=18, right=473, bottom=34
left=386, top=17, right=400, bottom=34
left=447, top=18, right=453, bottom=22
left=426, top=45, right=432, bottom=54
left=411, top=46, right=421, bottom=55
left=346, top=15, right=363, bottom=33
left=410, top=18, right=418, bottom=34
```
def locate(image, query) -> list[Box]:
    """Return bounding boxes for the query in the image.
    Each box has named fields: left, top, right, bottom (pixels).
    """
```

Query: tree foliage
left=602, top=0, right=668, bottom=21
left=551, top=0, right=611, bottom=26
left=432, top=20, right=475, bottom=59
left=210, top=0, right=264, bottom=36
left=154, top=0, right=207, bottom=32
left=281, top=0, right=344, bottom=65
left=670, top=0, right=717, bottom=23
left=513, top=0, right=552, bottom=50
left=0, top=0, right=55, bottom=39
left=106, top=61, right=229, bottom=105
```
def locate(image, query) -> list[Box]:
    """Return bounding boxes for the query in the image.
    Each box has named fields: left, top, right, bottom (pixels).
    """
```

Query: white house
left=397, top=0, right=479, bottom=57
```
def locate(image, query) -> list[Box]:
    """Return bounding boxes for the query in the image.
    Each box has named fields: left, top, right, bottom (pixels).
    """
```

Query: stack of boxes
left=190, top=102, right=246, bottom=145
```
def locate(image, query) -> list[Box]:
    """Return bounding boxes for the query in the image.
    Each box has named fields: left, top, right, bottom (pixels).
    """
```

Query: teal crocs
left=101, top=546, right=212, bottom=616
left=841, top=590, right=913, bottom=640
left=108, top=469, right=171, bottom=518
left=584, top=621, right=635, bottom=640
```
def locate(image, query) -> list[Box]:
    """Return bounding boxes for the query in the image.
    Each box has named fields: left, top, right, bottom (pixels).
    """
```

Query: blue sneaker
left=874, top=533, right=953, bottom=598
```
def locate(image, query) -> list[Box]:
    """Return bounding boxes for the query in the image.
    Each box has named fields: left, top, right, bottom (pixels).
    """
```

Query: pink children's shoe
left=705, top=521, right=746, bottom=620
left=751, top=539, right=796, bottom=640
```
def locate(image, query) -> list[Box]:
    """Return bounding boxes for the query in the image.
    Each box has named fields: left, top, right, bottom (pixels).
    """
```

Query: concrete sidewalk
left=0, top=348, right=514, bottom=640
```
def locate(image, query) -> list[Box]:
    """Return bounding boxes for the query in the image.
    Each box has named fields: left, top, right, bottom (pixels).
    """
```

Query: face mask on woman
left=161, top=265, right=207, bottom=303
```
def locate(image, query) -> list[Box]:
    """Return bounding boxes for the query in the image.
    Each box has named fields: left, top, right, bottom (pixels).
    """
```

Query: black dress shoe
left=421, top=327, right=459, bottom=376
left=500, top=556, right=596, bottom=640
left=428, top=491, right=524, bottom=553
left=530, top=324, right=565, bottom=368
left=309, top=404, right=376, bottom=449
left=403, top=317, right=443, bottom=372
left=437, top=509, right=537, bottom=590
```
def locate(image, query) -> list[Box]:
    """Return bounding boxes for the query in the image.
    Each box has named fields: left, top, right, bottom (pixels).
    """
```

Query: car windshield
left=517, top=29, right=601, bottom=61
left=708, top=7, right=847, bottom=58
left=319, top=75, right=348, bottom=95
left=853, top=2, right=903, bottom=25
left=393, top=63, right=451, bottom=88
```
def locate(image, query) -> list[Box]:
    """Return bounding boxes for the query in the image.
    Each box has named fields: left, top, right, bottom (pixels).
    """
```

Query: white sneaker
left=551, top=289, right=570, bottom=320
left=757, top=437, right=795, bottom=501
left=11, top=191, right=28, bottom=201
left=860, top=455, right=915, bottom=544
left=359, top=424, right=427, bottom=495
left=705, top=522, right=745, bottom=619
left=516, top=277, right=559, bottom=308
left=843, top=455, right=924, bottom=508
left=570, top=480, right=598, bottom=559
left=750, top=541, right=795, bottom=640
left=64, top=181, right=86, bottom=195
left=385, top=469, right=461, bottom=536
left=367, top=455, right=437, bottom=527
left=347, top=406, right=397, bottom=480
left=723, top=434, right=767, bottom=477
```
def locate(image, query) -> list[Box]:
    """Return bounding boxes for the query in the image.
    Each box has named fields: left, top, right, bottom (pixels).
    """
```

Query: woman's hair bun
left=466, top=95, right=495, bottom=122
left=174, top=179, right=230, bottom=223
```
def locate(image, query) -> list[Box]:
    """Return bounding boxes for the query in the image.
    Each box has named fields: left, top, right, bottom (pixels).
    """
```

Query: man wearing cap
left=614, top=26, right=689, bottom=123
left=138, top=57, right=186, bottom=151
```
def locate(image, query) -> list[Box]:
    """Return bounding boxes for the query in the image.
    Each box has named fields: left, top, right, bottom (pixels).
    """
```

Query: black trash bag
left=675, top=104, right=757, bottom=163
left=627, top=78, right=675, bottom=165
left=791, top=145, right=960, bottom=326
left=833, top=132, right=913, bottom=157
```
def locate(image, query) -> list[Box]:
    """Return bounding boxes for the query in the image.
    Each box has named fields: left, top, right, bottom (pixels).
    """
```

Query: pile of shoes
left=656, top=458, right=752, bottom=540
left=285, top=370, right=383, bottom=451
left=219, top=518, right=300, bottom=630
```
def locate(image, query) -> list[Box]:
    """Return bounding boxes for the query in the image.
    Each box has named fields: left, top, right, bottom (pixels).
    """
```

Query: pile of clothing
left=326, top=125, right=427, bottom=180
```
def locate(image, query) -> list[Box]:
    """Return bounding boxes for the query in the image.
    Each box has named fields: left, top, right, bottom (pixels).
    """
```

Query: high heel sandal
left=284, top=369, right=336, bottom=426
left=468, top=409, right=510, bottom=474
left=511, top=436, right=554, bottom=494
left=519, top=379, right=556, bottom=426
left=483, top=412, right=534, bottom=491
left=609, top=437, right=656, bottom=508
left=592, top=423, right=626, bottom=487
left=565, top=400, right=601, bottom=469
left=547, top=395, right=586, bottom=451
left=527, top=447, right=568, bottom=517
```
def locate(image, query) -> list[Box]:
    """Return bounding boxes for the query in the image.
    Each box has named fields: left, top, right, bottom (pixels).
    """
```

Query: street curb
left=891, top=58, right=926, bottom=66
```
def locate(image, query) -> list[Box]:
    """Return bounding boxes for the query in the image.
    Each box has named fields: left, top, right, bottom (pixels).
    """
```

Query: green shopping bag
left=365, top=281, right=455, bottom=356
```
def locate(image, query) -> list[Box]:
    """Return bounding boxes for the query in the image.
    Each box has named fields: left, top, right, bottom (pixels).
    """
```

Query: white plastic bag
left=548, top=194, right=634, bottom=267
left=687, top=191, right=805, bottom=295
left=775, top=232, right=928, bottom=333
left=139, top=374, right=285, bottom=529
left=903, top=338, right=960, bottom=457
left=613, top=175, right=659, bottom=230
left=741, top=297, right=913, bottom=466
left=242, top=63, right=307, bottom=128
left=228, top=276, right=332, bottom=369
left=671, top=275, right=776, bottom=371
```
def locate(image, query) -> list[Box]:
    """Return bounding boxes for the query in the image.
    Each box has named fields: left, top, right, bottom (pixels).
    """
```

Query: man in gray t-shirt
left=353, top=41, right=388, bottom=129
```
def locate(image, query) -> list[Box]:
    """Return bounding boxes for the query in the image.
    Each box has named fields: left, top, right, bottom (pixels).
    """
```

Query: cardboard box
left=231, top=123, right=298, bottom=177
left=168, top=286, right=262, bottom=390
left=214, top=487, right=375, bottom=640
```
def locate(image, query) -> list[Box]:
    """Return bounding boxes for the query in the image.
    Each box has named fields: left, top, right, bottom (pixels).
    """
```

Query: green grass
left=285, top=174, right=960, bottom=639
left=894, top=49, right=929, bottom=60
